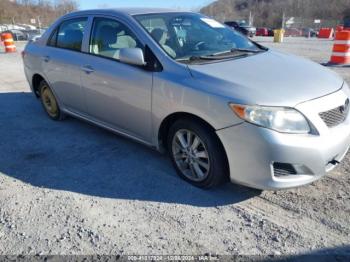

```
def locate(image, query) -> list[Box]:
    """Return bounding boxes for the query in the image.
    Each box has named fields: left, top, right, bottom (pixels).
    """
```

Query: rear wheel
left=39, top=80, right=65, bottom=120
left=168, top=119, right=228, bottom=188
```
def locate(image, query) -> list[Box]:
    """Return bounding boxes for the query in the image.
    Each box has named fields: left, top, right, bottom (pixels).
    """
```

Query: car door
left=42, top=17, right=88, bottom=113
left=80, top=16, right=153, bottom=142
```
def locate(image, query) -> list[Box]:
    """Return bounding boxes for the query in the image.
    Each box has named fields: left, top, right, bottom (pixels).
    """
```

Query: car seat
left=151, top=28, right=176, bottom=58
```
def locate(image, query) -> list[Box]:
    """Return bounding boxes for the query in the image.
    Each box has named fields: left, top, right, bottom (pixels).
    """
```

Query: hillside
left=200, top=0, right=350, bottom=28
left=0, top=0, right=78, bottom=27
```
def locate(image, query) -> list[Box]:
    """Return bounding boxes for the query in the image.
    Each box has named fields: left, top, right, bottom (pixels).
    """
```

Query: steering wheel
left=194, top=41, right=206, bottom=50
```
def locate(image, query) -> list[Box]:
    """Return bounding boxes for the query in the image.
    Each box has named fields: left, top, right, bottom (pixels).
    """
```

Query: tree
left=200, top=0, right=350, bottom=28
left=0, top=0, right=79, bottom=26
left=54, top=0, right=79, bottom=16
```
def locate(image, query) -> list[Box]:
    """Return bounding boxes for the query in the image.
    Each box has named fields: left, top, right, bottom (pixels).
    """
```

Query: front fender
left=151, top=70, right=243, bottom=147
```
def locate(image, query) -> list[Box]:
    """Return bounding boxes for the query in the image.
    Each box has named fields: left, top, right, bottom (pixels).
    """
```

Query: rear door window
left=56, top=18, right=87, bottom=51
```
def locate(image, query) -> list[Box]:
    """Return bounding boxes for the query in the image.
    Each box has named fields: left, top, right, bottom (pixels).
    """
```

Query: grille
left=319, top=103, right=349, bottom=128
left=273, top=163, right=297, bottom=177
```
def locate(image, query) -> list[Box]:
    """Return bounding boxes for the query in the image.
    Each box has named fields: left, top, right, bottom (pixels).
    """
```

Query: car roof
left=66, top=7, right=190, bottom=17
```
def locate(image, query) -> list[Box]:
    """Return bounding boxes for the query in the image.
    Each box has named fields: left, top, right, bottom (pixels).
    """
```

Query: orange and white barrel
left=0, top=33, right=16, bottom=53
left=318, top=28, right=334, bottom=39
left=336, top=25, right=344, bottom=32
left=329, top=31, right=350, bottom=65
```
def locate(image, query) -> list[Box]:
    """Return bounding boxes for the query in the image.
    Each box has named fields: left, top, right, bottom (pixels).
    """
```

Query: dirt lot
left=0, top=38, right=349, bottom=258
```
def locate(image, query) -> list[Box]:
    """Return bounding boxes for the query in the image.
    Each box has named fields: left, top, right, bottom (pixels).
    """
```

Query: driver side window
left=89, top=17, right=142, bottom=60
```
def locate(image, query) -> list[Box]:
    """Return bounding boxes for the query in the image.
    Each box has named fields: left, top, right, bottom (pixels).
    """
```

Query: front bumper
left=217, top=87, right=350, bottom=190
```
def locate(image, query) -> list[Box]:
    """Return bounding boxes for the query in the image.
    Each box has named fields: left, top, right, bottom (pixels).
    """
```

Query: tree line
left=201, top=0, right=350, bottom=28
left=0, top=0, right=79, bottom=27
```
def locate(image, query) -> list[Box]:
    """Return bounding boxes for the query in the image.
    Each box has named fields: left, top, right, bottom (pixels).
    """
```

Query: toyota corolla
left=23, top=8, right=350, bottom=190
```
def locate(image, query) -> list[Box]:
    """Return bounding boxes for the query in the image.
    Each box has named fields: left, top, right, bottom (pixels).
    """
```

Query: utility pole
left=37, top=16, right=41, bottom=30
left=249, top=11, right=254, bottom=26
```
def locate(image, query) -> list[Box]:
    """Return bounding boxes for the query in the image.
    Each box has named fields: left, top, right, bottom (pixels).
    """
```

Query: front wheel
left=167, top=119, right=229, bottom=188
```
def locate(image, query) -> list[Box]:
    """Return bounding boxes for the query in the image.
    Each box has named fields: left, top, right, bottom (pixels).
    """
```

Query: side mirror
left=119, top=48, right=146, bottom=66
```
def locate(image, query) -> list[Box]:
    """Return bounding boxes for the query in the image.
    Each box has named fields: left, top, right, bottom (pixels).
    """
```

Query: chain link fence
left=284, top=18, right=343, bottom=30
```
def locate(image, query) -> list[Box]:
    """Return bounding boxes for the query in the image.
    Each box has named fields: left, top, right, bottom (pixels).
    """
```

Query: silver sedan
left=23, top=8, right=350, bottom=190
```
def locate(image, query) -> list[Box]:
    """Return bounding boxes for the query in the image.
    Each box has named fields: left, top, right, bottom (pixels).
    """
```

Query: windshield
left=134, top=13, right=263, bottom=62
left=239, top=21, right=249, bottom=27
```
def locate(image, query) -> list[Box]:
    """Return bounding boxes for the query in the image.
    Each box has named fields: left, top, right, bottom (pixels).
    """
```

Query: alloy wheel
left=172, top=129, right=210, bottom=182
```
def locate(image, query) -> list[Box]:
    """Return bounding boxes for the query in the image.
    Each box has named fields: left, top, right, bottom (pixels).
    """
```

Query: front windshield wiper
left=176, top=52, right=250, bottom=63
left=176, top=55, right=230, bottom=62
left=176, top=47, right=266, bottom=63
left=211, top=48, right=264, bottom=56
left=230, top=48, right=264, bottom=53
left=189, top=55, right=226, bottom=61
left=193, top=53, right=250, bottom=61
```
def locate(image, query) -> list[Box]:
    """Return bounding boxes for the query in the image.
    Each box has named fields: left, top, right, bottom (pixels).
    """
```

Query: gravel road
left=0, top=39, right=349, bottom=258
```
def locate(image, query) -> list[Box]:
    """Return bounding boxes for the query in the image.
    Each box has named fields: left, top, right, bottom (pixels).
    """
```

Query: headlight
left=229, top=104, right=311, bottom=134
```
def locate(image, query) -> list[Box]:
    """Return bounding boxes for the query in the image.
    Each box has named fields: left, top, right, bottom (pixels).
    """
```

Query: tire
left=39, top=80, right=65, bottom=121
left=167, top=118, right=229, bottom=189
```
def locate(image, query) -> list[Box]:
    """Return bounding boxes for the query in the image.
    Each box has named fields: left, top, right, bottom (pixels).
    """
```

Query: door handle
left=41, top=55, right=50, bottom=62
left=81, top=65, right=94, bottom=74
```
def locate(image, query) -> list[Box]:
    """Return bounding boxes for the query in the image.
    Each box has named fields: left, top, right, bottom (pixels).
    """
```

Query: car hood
left=187, top=50, right=344, bottom=107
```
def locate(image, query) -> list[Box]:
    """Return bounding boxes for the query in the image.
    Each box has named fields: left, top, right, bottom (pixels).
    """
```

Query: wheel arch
left=158, top=111, right=230, bottom=184
left=32, top=73, right=46, bottom=98
left=157, top=112, right=227, bottom=155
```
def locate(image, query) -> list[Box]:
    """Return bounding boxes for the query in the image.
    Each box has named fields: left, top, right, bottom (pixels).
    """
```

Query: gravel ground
left=0, top=39, right=349, bottom=258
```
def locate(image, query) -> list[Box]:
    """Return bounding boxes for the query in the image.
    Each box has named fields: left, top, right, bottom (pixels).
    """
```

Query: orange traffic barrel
left=329, top=31, right=350, bottom=66
left=0, top=33, right=16, bottom=53
left=336, top=25, right=344, bottom=32
left=318, top=28, right=334, bottom=39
